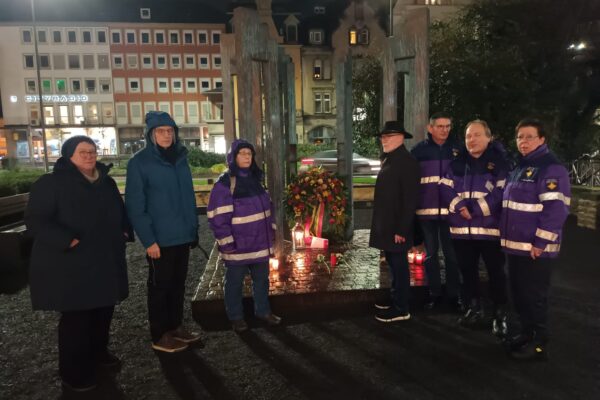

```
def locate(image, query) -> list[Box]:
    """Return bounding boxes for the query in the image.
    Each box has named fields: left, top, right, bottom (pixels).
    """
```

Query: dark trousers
left=147, top=244, right=190, bottom=343
left=453, top=239, right=507, bottom=307
left=58, top=306, right=114, bottom=385
left=420, top=219, right=461, bottom=298
left=385, top=251, right=410, bottom=314
left=507, top=254, right=553, bottom=344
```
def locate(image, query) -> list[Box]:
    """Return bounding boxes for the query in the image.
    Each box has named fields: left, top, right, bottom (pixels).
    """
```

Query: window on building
left=126, top=31, right=136, bottom=44
left=112, top=54, right=123, bottom=68
left=67, top=30, right=77, bottom=43
left=140, top=8, right=151, bottom=19
left=102, top=103, right=114, bottom=124
left=198, top=55, right=209, bottom=69
left=186, top=78, right=197, bottom=93
left=213, top=55, right=221, bottom=69
left=358, top=28, right=369, bottom=45
left=313, top=59, right=322, bottom=79
left=97, top=30, right=107, bottom=43
left=111, top=30, right=121, bottom=44
left=44, top=106, right=55, bottom=125
left=73, top=105, right=84, bottom=124
left=314, top=92, right=332, bottom=113
left=309, top=29, right=324, bottom=45
left=197, top=31, right=207, bottom=44
left=99, top=78, right=111, bottom=93
left=184, top=54, right=195, bottom=69
left=212, top=31, right=221, bottom=44
left=172, top=78, right=183, bottom=93
left=158, top=102, right=170, bottom=114
left=68, top=54, right=80, bottom=69
left=37, top=29, right=47, bottom=43
left=42, top=79, right=52, bottom=94
left=142, top=54, right=153, bottom=68
left=85, top=79, right=96, bottom=93
left=156, top=54, right=166, bottom=69
left=200, top=79, right=210, bottom=92
left=52, top=30, right=62, bottom=43
left=155, top=31, right=165, bottom=44
left=128, top=78, right=140, bottom=93
left=87, top=103, right=99, bottom=123
left=127, top=54, right=138, bottom=69
left=39, top=55, right=50, bottom=69
left=173, top=102, right=185, bottom=122
left=215, top=103, right=223, bottom=120
left=53, top=54, right=65, bottom=69
left=22, top=29, right=32, bottom=43
left=71, top=79, right=82, bottom=93
left=169, top=31, right=179, bottom=44
left=157, top=78, right=169, bottom=93
left=187, top=102, right=199, bottom=122
left=142, top=77, right=155, bottom=93
left=24, top=55, right=34, bottom=68
left=26, top=79, right=37, bottom=93
left=97, top=54, right=109, bottom=69
left=201, top=101, right=213, bottom=120
left=82, top=30, right=92, bottom=43
left=59, top=105, right=70, bottom=124
left=141, top=31, right=150, bottom=44
left=214, top=78, right=222, bottom=89
left=116, top=103, right=128, bottom=122
left=170, top=55, right=181, bottom=69
left=83, top=54, right=95, bottom=69
left=113, top=78, right=126, bottom=93
left=130, top=103, right=142, bottom=121
left=286, top=24, right=297, bottom=43
left=144, top=102, right=156, bottom=115
left=184, top=31, right=193, bottom=44
left=56, top=79, right=66, bottom=94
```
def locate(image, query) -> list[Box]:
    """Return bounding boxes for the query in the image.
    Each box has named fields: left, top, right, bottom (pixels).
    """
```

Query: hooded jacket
left=26, top=158, right=130, bottom=311
left=440, top=140, right=509, bottom=241
left=410, top=133, right=462, bottom=220
left=207, top=139, right=276, bottom=266
left=125, top=111, right=198, bottom=248
left=499, top=144, right=571, bottom=258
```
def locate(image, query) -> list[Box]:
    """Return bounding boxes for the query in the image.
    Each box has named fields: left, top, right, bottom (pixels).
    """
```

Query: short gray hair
left=465, top=119, right=492, bottom=138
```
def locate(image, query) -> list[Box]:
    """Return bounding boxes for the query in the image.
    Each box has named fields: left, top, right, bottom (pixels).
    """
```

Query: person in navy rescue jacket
left=500, top=118, right=571, bottom=360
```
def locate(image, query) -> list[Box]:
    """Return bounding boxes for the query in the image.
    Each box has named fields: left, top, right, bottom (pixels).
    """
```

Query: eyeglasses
left=516, top=135, right=540, bottom=142
left=237, top=150, right=253, bottom=156
left=155, top=128, right=174, bottom=136
left=434, top=124, right=452, bottom=130
left=75, top=150, right=97, bottom=157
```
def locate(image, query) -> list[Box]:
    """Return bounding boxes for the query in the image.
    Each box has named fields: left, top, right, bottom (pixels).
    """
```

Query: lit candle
left=269, top=257, right=279, bottom=270
left=415, top=252, right=424, bottom=265
left=407, top=251, right=415, bottom=264
left=330, top=253, right=337, bottom=267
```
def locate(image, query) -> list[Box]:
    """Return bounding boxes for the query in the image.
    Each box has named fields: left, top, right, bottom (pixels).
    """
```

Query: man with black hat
left=370, top=121, right=420, bottom=322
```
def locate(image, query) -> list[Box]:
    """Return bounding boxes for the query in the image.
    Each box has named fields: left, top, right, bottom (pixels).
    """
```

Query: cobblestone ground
left=1, top=214, right=599, bottom=400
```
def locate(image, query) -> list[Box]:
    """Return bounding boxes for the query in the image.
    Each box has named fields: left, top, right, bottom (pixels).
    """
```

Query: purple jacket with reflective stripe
left=499, top=144, right=571, bottom=258
left=440, top=142, right=509, bottom=241
left=411, top=134, right=462, bottom=220
left=207, top=173, right=275, bottom=266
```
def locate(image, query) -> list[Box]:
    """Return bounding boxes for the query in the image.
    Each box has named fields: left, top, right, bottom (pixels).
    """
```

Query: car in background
left=299, top=149, right=380, bottom=176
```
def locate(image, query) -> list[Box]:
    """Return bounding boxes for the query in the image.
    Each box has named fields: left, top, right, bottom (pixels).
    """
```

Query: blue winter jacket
left=440, top=141, right=509, bottom=241
left=411, top=133, right=463, bottom=219
left=125, top=112, right=198, bottom=248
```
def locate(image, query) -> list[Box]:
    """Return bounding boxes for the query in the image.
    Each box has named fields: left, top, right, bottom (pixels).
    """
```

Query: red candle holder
left=330, top=253, right=337, bottom=267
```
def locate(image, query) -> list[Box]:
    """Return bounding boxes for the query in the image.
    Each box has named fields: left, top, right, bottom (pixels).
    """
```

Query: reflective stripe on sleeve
left=220, top=247, right=274, bottom=261
left=450, top=227, right=500, bottom=236
left=485, top=181, right=494, bottom=192
left=459, top=191, right=487, bottom=199
left=502, top=200, right=543, bottom=212
left=501, top=239, right=560, bottom=253
left=448, top=197, right=462, bottom=213
left=439, top=178, right=454, bottom=188
left=217, top=235, right=234, bottom=246
left=538, top=192, right=571, bottom=206
left=416, top=208, right=449, bottom=216
left=535, top=228, right=558, bottom=242
left=496, top=179, right=506, bottom=189
left=477, top=197, right=491, bottom=216
left=420, top=176, right=441, bottom=184
left=207, top=205, right=234, bottom=219
left=232, top=210, right=271, bottom=225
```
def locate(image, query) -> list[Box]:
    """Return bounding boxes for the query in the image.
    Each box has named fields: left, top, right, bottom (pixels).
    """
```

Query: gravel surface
left=1, top=215, right=599, bottom=400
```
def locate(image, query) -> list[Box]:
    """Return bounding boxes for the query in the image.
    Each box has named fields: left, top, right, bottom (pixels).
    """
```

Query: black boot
left=492, top=305, right=508, bottom=339
left=458, top=299, right=483, bottom=327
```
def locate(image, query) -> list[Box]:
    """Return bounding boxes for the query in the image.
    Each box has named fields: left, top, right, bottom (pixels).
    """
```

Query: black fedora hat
left=377, top=120, right=413, bottom=139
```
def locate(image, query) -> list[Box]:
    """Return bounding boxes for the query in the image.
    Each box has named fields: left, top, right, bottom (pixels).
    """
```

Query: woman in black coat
left=369, top=121, right=420, bottom=322
left=25, top=136, right=131, bottom=392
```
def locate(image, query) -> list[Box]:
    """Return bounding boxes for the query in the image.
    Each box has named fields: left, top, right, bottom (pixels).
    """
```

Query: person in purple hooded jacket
left=440, top=120, right=509, bottom=337
left=500, top=118, right=571, bottom=361
left=207, top=139, right=281, bottom=332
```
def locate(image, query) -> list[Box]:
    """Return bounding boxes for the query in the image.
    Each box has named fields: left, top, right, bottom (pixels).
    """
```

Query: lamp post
left=31, top=0, right=49, bottom=172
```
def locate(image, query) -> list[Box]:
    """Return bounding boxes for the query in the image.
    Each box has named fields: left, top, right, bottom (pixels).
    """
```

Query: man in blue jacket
left=411, top=112, right=462, bottom=310
left=126, top=111, right=202, bottom=353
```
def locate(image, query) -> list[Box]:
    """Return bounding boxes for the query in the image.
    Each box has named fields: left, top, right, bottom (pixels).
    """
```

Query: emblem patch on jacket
left=452, top=148, right=460, bottom=158
left=519, top=167, right=538, bottom=182
left=487, top=162, right=495, bottom=171
left=546, top=179, right=558, bottom=190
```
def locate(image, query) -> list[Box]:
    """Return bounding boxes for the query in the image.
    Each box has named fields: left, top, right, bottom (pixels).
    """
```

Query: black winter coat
left=369, top=145, right=420, bottom=252
left=25, top=158, right=131, bottom=312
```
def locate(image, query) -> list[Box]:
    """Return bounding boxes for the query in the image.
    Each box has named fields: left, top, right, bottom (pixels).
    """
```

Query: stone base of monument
left=192, top=230, right=431, bottom=330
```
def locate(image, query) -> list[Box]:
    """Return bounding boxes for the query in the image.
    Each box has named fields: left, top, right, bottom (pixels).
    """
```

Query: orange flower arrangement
left=284, top=167, right=349, bottom=241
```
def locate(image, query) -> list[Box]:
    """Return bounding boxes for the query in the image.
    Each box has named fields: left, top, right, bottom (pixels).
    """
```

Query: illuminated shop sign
left=24, top=95, right=89, bottom=103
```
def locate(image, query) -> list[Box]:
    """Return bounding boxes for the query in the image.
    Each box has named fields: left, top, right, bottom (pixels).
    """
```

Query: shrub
left=296, top=143, right=335, bottom=159
left=0, top=169, right=45, bottom=197
left=210, top=163, right=227, bottom=174
left=187, top=148, right=226, bottom=168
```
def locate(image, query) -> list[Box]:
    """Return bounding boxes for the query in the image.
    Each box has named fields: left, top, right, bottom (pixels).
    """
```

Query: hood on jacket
left=144, top=111, right=179, bottom=146
left=226, top=139, right=263, bottom=179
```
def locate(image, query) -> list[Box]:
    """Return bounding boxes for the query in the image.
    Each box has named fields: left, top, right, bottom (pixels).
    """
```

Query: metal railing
left=570, top=150, right=600, bottom=187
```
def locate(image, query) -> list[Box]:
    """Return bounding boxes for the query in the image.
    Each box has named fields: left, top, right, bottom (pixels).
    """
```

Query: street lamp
left=31, top=0, right=49, bottom=172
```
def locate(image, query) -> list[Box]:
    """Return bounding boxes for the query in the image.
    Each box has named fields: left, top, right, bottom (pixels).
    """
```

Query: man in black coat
left=369, top=121, right=420, bottom=322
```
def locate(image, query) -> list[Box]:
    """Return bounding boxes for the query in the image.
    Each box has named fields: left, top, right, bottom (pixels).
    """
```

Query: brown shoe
left=257, top=313, right=282, bottom=326
left=151, top=333, right=188, bottom=353
left=171, top=327, right=204, bottom=347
